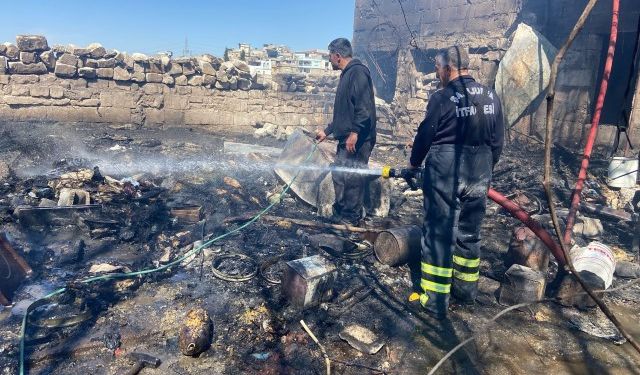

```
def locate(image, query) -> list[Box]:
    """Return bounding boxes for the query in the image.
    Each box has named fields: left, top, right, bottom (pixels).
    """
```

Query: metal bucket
left=607, top=156, right=638, bottom=188
left=373, top=225, right=421, bottom=266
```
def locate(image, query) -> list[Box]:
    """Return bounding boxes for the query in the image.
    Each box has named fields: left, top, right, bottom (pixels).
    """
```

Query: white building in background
left=294, top=50, right=331, bottom=74
left=238, top=43, right=251, bottom=55
left=248, top=60, right=273, bottom=76
left=227, top=44, right=331, bottom=75
left=295, top=56, right=330, bottom=74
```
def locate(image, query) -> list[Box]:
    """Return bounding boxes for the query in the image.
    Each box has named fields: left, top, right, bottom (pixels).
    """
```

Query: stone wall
left=0, top=35, right=335, bottom=132
left=353, top=0, right=640, bottom=149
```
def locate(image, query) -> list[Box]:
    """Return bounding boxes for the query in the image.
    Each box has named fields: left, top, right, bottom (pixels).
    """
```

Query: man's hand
left=315, top=130, right=327, bottom=142
left=403, top=163, right=421, bottom=191
left=346, top=132, right=358, bottom=153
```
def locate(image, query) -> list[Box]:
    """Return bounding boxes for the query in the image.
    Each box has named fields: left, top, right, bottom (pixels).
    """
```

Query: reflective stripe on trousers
left=453, top=255, right=480, bottom=282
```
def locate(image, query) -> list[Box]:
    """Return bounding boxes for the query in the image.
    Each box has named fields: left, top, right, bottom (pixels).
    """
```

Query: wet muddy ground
left=0, top=121, right=639, bottom=374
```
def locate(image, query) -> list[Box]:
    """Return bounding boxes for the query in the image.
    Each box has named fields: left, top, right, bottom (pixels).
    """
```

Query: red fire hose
left=564, top=0, right=620, bottom=245
left=488, top=188, right=566, bottom=265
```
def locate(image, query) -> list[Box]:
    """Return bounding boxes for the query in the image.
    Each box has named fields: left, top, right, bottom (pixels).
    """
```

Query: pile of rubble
left=0, top=35, right=256, bottom=90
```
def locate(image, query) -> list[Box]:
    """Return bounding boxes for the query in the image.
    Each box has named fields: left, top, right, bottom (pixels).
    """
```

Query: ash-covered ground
left=0, top=121, right=639, bottom=375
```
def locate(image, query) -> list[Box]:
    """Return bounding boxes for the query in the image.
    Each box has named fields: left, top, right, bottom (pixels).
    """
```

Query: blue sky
left=0, top=1, right=355, bottom=56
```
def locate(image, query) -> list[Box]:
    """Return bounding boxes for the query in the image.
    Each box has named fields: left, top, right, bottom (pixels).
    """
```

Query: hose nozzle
left=381, top=165, right=392, bottom=178
left=380, top=165, right=421, bottom=190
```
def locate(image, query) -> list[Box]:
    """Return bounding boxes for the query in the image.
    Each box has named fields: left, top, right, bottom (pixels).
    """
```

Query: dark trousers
left=332, top=141, right=373, bottom=224
left=418, top=144, right=493, bottom=315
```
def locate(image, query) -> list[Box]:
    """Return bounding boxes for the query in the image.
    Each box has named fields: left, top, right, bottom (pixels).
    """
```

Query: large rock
left=199, top=61, right=217, bottom=76
left=495, top=23, right=557, bottom=127
left=0, top=56, right=7, bottom=74
left=39, top=50, right=56, bottom=70
left=187, top=75, right=203, bottom=86
left=172, top=56, right=193, bottom=64
left=54, top=62, right=77, bottom=77
left=202, top=74, right=216, bottom=86
left=84, top=59, right=99, bottom=68
left=133, top=62, right=146, bottom=73
left=200, top=54, right=222, bottom=70
left=237, top=77, right=251, bottom=91
left=131, top=71, right=145, bottom=83
left=19, top=52, right=37, bottom=64
left=87, top=43, right=106, bottom=58
left=114, top=50, right=126, bottom=63
left=216, top=70, right=228, bottom=83
left=614, top=261, right=640, bottom=279
left=96, top=68, right=114, bottom=79
left=339, top=325, right=385, bottom=355
left=175, top=75, right=188, bottom=86
left=104, top=49, right=118, bottom=59
left=146, top=72, right=163, bottom=83
left=239, top=70, right=252, bottom=81
left=58, top=53, right=79, bottom=67
left=215, top=79, right=230, bottom=90
left=70, top=45, right=91, bottom=57
left=3, top=43, right=19, bottom=60
left=131, top=53, right=148, bottom=62
left=229, top=76, right=239, bottom=90
left=226, top=66, right=240, bottom=77
left=97, top=58, right=117, bottom=68
left=499, top=264, right=546, bottom=305
left=122, top=54, right=134, bottom=69
left=0, top=44, right=6, bottom=56
left=162, top=74, right=174, bottom=85
left=8, top=61, right=48, bottom=74
left=51, top=44, right=71, bottom=54
left=78, top=67, right=97, bottom=79
left=10, top=74, right=39, bottom=84
left=16, top=35, right=49, bottom=52
left=30, top=85, right=49, bottom=97
left=50, top=86, right=64, bottom=98
left=113, top=66, right=131, bottom=81
left=221, top=61, right=234, bottom=71
left=181, top=62, right=196, bottom=76
left=166, top=63, right=182, bottom=76
left=147, top=59, right=163, bottom=73
left=159, top=55, right=171, bottom=69
left=231, top=59, right=250, bottom=73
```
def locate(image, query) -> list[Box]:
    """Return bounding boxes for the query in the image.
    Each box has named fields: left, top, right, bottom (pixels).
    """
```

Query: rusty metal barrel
left=373, top=225, right=422, bottom=266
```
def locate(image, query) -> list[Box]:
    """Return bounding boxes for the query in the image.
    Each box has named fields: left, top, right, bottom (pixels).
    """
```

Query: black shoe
left=451, top=295, right=476, bottom=306
left=407, top=293, right=448, bottom=320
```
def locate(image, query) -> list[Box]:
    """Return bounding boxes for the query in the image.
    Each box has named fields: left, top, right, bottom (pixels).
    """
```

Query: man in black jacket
left=316, top=38, right=376, bottom=226
left=408, top=46, right=504, bottom=318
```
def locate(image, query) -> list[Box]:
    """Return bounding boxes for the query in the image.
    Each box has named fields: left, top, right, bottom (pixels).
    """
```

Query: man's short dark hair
left=436, top=46, right=469, bottom=70
left=328, top=38, right=353, bottom=58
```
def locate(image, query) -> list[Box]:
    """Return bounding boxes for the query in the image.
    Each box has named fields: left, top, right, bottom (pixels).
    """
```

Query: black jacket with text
left=325, top=59, right=377, bottom=145
left=410, top=75, right=504, bottom=167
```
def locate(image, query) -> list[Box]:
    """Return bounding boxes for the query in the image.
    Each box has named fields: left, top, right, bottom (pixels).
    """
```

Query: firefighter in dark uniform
left=316, top=38, right=377, bottom=226
left=408, top=46, right=504, bottom=318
